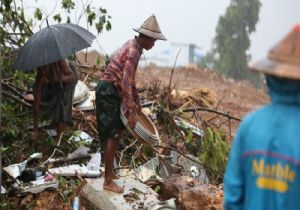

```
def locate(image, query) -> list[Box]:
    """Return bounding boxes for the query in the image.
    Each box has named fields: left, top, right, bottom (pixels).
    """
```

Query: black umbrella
left=14, top=23, right=96, bottom=70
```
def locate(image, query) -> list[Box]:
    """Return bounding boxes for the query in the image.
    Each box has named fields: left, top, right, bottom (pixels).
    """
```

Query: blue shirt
left=224, top=75, right=300, bottom=210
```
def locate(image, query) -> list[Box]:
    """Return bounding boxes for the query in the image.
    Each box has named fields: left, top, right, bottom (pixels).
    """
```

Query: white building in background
left=141, top=42, right=203, bottom=67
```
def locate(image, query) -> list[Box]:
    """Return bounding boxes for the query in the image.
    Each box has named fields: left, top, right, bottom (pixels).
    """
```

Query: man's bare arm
left=56, top=60, right=75, bottom=83
left=32, top=67, right=46, bottom=140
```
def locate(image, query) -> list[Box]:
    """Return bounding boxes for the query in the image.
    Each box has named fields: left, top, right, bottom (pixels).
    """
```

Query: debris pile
left=1, top=56, right=269, bottom=209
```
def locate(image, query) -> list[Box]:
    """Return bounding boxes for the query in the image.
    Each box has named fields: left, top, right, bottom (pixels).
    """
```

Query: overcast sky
left=25, top=0, right=300, bottom=66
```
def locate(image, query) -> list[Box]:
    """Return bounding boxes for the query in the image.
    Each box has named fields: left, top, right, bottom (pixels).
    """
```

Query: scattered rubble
left=1, top=59, right=269, bottom=209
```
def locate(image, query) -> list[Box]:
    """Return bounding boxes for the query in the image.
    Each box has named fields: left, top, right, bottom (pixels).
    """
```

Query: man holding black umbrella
left=31, top=59, right=78, bottom=143
left=14, top=23, right=96, bottom=143
left=95, top=15, right=166, bottom=193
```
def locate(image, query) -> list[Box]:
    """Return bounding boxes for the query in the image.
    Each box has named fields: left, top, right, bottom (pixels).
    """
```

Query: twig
left=153, top=145, right=223, bottom=176
left=47, top=155, right=91, bottom=167
left=141, top=151, right=150, bottom=163
left=206, top=115, right=219, bottom=123
left=42, top=148, right=65, bottom=165
left=2, top=77, right=14, bottom=82
left=2, top=81, right=26, bottom=98
left=168, top=49, right=181, bottom=90
left=192, top=106, right=206, bottom=132
left=7, top=82, right=30, bottom=93
left=178, top=99, right=193, bottom=111
left=56, top=130, right=63, bottom=147
left=215, top=96, right=225, bottom=110
left=2, top=90, right=32, bottom=107
left=118, top=139, right=138, bottom=167
left=15, top=10, right=33, bottom=35
left=2, top=110, right=32, bottom=118
left=158, top=107, right=185, bottom=139
left=181, top=106, right=241, bottom=121
left=83, top=74, right=89, bottom=83
left=131, top=144, right=143, bottom=169
left=131, top=171, right=145, bottom=183
left=88, top=122, right=98, bottom=134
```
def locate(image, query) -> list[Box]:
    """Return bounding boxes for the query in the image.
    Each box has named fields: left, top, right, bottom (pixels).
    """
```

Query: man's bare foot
left=103, top=181, right=124, bottom=193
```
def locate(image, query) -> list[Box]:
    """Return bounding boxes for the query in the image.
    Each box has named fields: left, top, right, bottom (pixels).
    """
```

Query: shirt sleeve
left=224, top=125, right=245, bottom=210
left=121, top=48, right=140, bottom=115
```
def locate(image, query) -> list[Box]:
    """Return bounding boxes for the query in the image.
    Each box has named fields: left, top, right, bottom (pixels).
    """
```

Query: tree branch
left=153, top=145, right=223, bottom=176
left=2, top=90, right=32, bottom=107
left=180, top=106, right=241, bottom=121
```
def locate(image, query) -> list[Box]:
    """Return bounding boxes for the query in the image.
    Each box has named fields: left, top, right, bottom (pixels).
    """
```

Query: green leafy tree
left=201, top=0, right=262, bottom=85
left=0, top=0, right=112, bottom=162
left=0, top=0, right=111, bottom=53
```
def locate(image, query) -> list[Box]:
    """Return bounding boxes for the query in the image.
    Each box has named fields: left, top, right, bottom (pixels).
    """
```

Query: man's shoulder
left=118, top=38, right=140, bottom=57
left=121, top=38, right=137, bottom=49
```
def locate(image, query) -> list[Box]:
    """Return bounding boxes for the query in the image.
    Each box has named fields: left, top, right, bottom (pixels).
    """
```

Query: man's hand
left=128, top=111, right=138, bottom=129
left=24, top=94, right=34, bottom=102
left=138, top=103, right=142, bottom=113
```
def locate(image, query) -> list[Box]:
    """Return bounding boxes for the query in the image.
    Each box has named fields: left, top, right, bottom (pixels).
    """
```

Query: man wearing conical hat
left=95, top=15, right=166, bottom=193
left=224, top=24, right=300, bottom=210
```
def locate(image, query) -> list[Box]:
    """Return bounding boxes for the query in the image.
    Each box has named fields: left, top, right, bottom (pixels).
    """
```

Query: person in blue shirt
left=224, top=24, right=300, bottom=210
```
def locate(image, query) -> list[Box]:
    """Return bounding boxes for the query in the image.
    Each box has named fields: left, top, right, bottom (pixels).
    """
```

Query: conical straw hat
left=133, top=15, right=167, bottom=41
left=250, top=24, right=300, bottom=80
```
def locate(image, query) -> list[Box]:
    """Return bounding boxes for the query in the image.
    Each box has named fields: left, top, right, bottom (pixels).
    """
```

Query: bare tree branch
left=2, top=90, right=32, bottom=107
left=181, top=106, right=241, bottom=121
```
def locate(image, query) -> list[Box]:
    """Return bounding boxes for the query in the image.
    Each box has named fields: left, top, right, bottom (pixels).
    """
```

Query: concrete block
left=81, top=177, right=159, bottom=210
